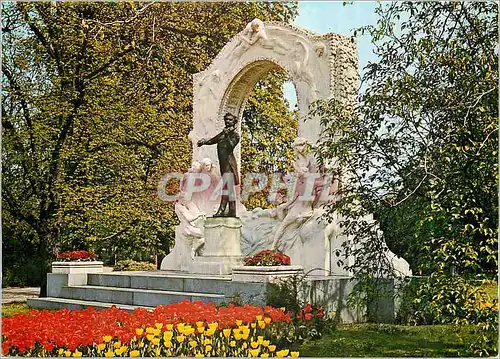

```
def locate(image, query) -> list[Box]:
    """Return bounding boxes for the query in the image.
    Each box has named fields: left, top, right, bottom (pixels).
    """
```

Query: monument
left=161, top=18, right=410, bottom=279
left=30, top=19, right=411, bottom=323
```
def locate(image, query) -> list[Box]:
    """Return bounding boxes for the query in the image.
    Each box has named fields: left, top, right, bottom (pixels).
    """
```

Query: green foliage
left=396, top=278, right=498, bottom=356
left=312, top=3, right=497, bottom=353
left=375, top=197, right=429, bottom=272
left=2, top=2, right=297, bottom=290
left=266, top=274, right=303, bottom=315
left=480, top=279, right=498, bottom=301
left=413, top=277, right=498, bottom=356
left=312, top=1, right=497, bottom=326
left=2, top=261, right=44, bottom=288
left=2, top=225, right=45, bottom=287
left=113, top=259, right=156, bottom=272
left=266, top=273, right=336, bottom=344
left=242, top=71, right=297, bottom=210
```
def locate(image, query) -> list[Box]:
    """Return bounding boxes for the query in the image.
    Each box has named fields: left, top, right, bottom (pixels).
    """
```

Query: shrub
left=266, top=272, right=336, bottom=345
left=397, top=276, right=498, bottom=356
left=113, top=260, right=156, bottom=271
left=2, top=260, right=44, bottom=288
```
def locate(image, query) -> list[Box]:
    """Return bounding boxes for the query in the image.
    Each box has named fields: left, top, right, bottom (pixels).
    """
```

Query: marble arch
left=163, top=19, right=411, bottom=281
left=190, top=19, right=358, bottom=170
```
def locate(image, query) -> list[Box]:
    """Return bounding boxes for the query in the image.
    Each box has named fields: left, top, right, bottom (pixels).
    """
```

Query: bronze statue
left=197, top=113, right=240, bottom=217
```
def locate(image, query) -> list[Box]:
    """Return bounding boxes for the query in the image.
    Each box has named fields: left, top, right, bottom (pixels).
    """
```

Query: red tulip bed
left=56, top=250, right=98, bottom=262
left=243, top=250, right=292, bottom=266
left=1, top=301, right=308, bottom=357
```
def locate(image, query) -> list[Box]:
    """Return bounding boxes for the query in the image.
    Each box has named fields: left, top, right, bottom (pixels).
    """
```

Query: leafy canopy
left=2, top=1, right=298, bottom=288
left=312, top=2, right=497, bottom=332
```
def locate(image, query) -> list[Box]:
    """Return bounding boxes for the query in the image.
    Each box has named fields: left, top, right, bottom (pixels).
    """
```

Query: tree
left=2, top=2, right=298, bottom=294
left=312, top=1, right=497, bottom=334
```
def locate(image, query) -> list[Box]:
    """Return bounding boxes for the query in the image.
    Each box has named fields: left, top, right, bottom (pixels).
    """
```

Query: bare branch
left=463, top=87, right=496, bottom=126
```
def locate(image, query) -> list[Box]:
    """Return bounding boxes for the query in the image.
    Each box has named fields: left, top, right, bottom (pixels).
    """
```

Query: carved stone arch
left=191, top=19, right=357, bottom=170
left=220, top=60, right=280, bottom=121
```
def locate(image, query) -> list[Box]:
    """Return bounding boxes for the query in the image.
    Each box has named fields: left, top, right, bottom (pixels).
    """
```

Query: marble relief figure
left=176, top=161, right=206, bottom=259
left=228, top=18, right=290, bottom=69
left=292, top=40, right=320, bottom=111
left=272, top=137, right=317, bottom=252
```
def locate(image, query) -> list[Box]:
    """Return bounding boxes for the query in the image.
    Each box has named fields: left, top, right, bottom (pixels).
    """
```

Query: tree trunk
left=38, top=235, right=49, bottom=297
left=36, top=209, right=53, bottom=298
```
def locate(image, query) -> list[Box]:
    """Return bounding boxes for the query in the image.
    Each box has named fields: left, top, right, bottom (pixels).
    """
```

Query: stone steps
left=60, top=285, right=226, bottom=307
left=87, top=272, right=234, bottom=294
left=30, top=271, right=267, bottom=312
left=27, top=297, right=154, bottom=311
left=26, top=271, right=371, bottom=323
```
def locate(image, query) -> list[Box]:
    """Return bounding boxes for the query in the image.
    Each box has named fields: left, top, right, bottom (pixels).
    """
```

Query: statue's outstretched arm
left=198, top=131, right=224, bottom=146
left=204, top=131, right=225, bottom=145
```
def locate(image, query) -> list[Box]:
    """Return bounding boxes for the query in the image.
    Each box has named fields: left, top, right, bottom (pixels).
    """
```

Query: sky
left=284, top=1, right=380, bottom=107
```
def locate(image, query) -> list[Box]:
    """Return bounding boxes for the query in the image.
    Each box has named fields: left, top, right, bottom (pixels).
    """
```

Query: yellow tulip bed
left=73, top=322, right=298, bottom=357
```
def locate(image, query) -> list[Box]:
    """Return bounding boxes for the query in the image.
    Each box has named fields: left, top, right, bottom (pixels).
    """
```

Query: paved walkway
left=2, top=287, right=40, bottom=304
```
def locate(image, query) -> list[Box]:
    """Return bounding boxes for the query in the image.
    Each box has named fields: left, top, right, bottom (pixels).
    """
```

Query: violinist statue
left=197, top=113, right=240, bottom=217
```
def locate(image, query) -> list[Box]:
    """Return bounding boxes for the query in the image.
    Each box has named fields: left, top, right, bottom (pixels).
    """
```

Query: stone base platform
left=190, top=255, right=244, bottom=275
left=28, top=270, right=402, bottom=323
left=232, top=265, right=304, bottom=283
left=28, top=271, right=266, bottom=312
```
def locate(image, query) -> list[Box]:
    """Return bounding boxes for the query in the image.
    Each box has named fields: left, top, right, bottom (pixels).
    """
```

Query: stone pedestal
left=51, top=261, right=103, bottom=286
left=232, top=265, right=304, bottom=283
left=52, top=261, right=104, bottom=274
left=203, top=217, right=242, bottom=256
left=190, top=217, right=243, bottom=275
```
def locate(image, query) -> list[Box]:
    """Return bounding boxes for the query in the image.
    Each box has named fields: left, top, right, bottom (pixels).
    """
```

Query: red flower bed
left=296, top=303, right=325, bottom=321
left=244, top=250, right=291, bottom=266
left=56, top=250, right=97, bottom=262
left=1, top=301, right=292, bottom=355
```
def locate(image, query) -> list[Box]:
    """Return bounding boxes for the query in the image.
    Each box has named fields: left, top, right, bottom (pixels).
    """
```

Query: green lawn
left=299, top=281, right=498, bottom=357
left=2, top=302, right=30, bottom=317
left=299, top=323, right=495, bottom=357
